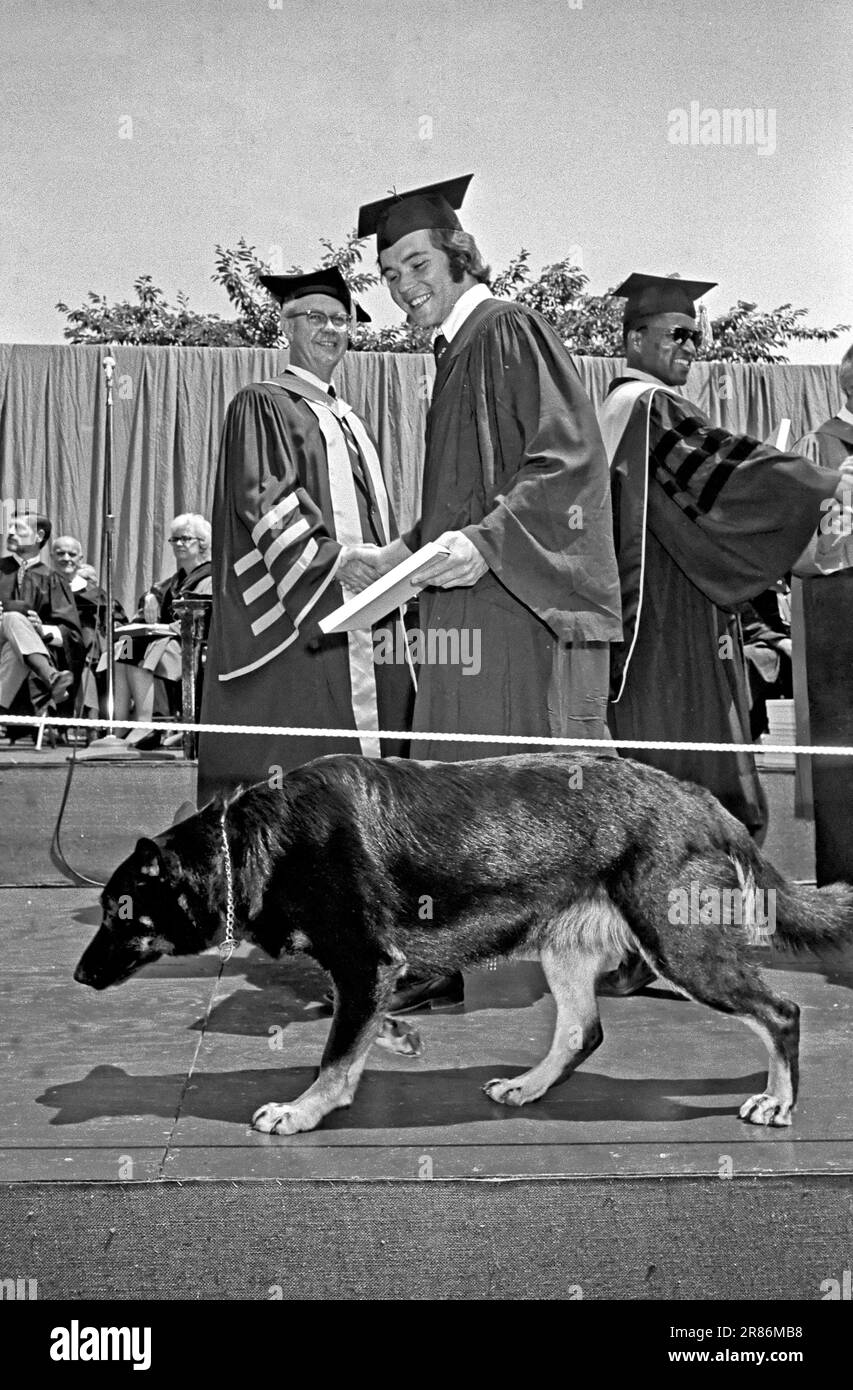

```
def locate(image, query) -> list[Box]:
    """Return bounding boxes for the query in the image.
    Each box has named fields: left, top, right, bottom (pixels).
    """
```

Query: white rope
left=1, top=712, right=851, bottom=757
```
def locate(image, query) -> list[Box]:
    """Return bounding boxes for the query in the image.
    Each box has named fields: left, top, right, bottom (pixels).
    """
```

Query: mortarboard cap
left=258, top=266, right=370, bottom=323
left=614, top=272, right=717, bottom=329
left=358, top=174, right=473, bottom=254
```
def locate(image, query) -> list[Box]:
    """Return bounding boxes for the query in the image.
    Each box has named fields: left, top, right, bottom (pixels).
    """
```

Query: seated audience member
left=52, top=537, right=127, bottom=718
left=741, top=581, right=793, bottom=738
left=0, top=512, right=82, bottom=729
left=114, top=513, right=212, bottom=746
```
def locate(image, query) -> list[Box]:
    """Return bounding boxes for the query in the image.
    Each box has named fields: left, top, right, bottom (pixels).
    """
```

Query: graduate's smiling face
left=380, top=230, right=469, bottom=329
left=282, top=293, right=350, bottom=381
left=626, top=313, right=699, bottom=387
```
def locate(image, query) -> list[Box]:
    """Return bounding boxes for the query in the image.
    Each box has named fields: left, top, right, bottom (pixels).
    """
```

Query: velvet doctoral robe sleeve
left=458, top=306, right=622, bottom=643
left=643, top=390, right=841, bottom=608
left=210, top=384, right=345, bottom=680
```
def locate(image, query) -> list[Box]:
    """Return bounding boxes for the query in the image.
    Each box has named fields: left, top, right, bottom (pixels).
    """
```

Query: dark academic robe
left=791, top=413, right=853, bottom=881
left=197, top=376, right=414, bottom=804
left=795, top=414, right=853, bottom=471
left=0, top=557, right=83, bottom=674
left=73, top=581, right=127, bottom=661
left=600, top=377, right=840, bottom=838
left=120, top=562, right=212, bottom=670
left=404, top=299, right=622, bottom=760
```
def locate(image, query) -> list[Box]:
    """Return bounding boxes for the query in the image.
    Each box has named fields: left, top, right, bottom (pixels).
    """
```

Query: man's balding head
left=52, top=535, right=84, bottom=578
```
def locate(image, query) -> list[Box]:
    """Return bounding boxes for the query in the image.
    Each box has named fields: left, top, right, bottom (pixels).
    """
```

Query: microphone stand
left=80, top=352, right=142, bottom=758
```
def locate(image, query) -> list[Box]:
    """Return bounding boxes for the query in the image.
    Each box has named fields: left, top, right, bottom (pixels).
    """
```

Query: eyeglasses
left=636, top=325, right=703, bottom=349
left=667, top=327, right=703, bottom=348
left=286, top=311, right=350, bottom=331
left=169, top=535, right=199, bottom=545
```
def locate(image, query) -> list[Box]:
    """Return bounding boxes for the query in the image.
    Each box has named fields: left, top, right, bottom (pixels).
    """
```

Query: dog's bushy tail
left=752, top=852, right=853, bottom=952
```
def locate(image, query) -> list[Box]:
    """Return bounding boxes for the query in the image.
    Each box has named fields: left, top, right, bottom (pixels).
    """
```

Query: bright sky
left=2, top=0, right=851, bottom=362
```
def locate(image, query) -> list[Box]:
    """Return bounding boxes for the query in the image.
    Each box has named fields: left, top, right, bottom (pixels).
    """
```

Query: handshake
left=336, top=531, right=488, bottom=594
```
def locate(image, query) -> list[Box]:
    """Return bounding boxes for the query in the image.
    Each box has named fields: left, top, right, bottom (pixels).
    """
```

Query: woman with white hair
left=114, top=513, right=212, bottom=746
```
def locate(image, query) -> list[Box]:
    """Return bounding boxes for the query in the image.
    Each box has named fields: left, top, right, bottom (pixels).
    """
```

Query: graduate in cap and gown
left=359, top=176, right=622, bottom=763
left=357, top=176, right=622, bottom=1010
left=794, top=342, right=853, bottom=477
left=197, top=267, right=414, bottom=807
left=597, top=274, right=846, bottom=990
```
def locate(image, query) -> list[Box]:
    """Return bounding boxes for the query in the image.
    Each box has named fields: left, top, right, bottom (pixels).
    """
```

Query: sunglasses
left=667, top=327, right=703, bottom=348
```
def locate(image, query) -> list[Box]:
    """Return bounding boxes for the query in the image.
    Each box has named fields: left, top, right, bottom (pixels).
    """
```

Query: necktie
left=433, top=332, right=448, bottom=365
left=327, top=388, right=386, bottom=543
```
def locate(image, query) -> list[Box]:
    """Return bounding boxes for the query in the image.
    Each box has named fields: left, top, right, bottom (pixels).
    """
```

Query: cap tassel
left=698, top=302, right=713, bottom=350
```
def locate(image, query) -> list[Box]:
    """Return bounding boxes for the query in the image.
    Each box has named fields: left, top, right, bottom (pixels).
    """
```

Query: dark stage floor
left=3, top=888, right=852, bottom=1184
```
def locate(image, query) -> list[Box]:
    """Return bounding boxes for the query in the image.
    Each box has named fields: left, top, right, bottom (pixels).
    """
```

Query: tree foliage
left=58, top=238, right=849, bottom=363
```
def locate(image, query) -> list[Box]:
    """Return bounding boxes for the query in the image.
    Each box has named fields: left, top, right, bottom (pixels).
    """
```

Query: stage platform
left=1, top=885, right=851, bottom=1299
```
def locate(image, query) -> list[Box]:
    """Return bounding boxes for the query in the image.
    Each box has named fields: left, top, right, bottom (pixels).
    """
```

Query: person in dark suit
left=0, top=511, right=82, bottom=722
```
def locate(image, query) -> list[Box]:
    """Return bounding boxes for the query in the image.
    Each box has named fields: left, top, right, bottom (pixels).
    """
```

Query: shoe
left=388, top=969, right=464, bottom=1014
left=597, top=953, right=656, bottom=997
left=124, top=728, right=162, bottom=750
left=30, top=668, right=73, bottom=714
left=321, top=968, right=465, bottom=1015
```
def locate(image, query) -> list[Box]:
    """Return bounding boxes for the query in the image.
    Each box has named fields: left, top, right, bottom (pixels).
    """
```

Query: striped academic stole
left=262, top=375, right=390, bottom=757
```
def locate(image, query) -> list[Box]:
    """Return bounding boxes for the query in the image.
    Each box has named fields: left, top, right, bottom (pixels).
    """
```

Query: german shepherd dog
left=74, top=753, right=853, bottom=1135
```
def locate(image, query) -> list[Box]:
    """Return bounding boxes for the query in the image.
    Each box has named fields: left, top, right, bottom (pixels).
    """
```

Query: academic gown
left=119, top=562, right=213, bottom=679
left=0, top=557, right=83, bottom=675
left=791, top=414, right=853, bottom=880
left=197, top=378, right=413, bottom=804
left=404, top=299, right=622, bottom=760
left=602, top=378, right=840, bottom=838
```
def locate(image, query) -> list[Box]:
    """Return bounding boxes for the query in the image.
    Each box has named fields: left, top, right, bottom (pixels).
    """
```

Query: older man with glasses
left=197, top=266, right=413, bottom=807
left=596, top=273, right=848, bottom=993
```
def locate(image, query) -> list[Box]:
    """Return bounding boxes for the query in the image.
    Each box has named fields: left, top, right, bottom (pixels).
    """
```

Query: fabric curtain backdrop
left=0, top=343, right=843, bottom=613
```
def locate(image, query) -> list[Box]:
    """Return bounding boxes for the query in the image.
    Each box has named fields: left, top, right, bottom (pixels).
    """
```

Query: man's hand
left=142, top=593, right=159, bottom=623
left=794, top=467, right=853, bottom=575
left=409, top=531, right=488, bottom=589
left=337, top=543, right=391, bottom=594
left=26, top=609, right=43, bottom=638
left=337, top=538, right=413, bottom=592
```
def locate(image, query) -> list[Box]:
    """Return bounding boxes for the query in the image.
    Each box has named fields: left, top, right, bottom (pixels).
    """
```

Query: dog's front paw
left=252, top=1101, right=318, bottom=1135
left=483, top=1077, right=528, bottom=1107
left=738, top=1092, right=793, bottom=1127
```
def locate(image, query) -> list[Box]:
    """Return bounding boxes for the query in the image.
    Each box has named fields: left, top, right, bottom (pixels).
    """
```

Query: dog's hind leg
left=252, top=945, right=406, bottom=1136
left=736, top=1000, right=800, bottom=1127
left=483, top=945, right=604, bottom=1107
left=657, top=948, right=800, bottom=1128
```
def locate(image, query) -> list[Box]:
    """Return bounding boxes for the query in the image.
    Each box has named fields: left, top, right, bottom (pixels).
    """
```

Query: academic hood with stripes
left=598, top=372, right=839, bottom=701
left=199, top=371, right=413, bottom=785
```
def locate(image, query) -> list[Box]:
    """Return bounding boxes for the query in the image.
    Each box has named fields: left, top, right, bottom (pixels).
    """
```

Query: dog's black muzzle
left=74, top=928, right=162, bottom=990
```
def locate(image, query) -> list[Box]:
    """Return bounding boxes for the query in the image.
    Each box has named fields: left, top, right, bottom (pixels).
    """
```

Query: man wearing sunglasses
left=596, top=273, right=846, bottom=994
left=197, top=266, right=413, bottom=806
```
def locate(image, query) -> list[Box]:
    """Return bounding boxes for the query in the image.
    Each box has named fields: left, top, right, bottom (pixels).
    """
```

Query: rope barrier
left=1, top=711, right=851, bottom=758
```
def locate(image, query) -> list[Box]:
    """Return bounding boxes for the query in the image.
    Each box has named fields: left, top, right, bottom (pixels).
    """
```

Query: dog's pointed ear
left=135, top=838, right=165, bottom=877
